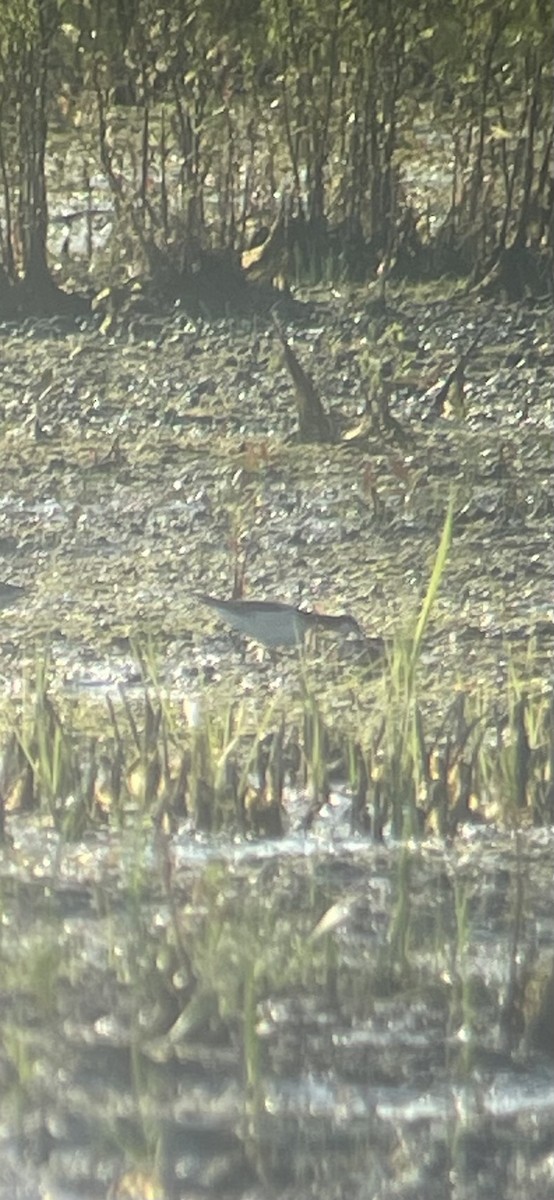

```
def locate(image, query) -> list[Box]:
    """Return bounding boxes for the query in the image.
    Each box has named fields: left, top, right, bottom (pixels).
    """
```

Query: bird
left=0, top=582, right=26, bottom=610
left=197, top=593, right=363, bottom=650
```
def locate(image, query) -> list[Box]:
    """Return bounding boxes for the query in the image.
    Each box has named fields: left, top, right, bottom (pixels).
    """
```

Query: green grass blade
left=409, top=492, right=454, bottom=677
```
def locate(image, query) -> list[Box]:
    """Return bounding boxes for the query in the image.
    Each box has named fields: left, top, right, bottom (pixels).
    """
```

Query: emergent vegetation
left=0, top=0, right=552, bottom=316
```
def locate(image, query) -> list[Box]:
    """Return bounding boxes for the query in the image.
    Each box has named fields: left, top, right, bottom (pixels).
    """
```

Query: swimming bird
left=0, top=582, right=26, bottom=610
left=197, top=594, right=363, bottom=650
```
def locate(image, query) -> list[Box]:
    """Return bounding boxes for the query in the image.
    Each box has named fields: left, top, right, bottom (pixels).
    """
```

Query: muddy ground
left=0, top=287, right=553, bottom=1200
left=0, top=285, right=552, bottom=707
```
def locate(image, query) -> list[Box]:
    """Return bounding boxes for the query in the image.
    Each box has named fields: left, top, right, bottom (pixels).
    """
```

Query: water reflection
left=1, top=821, right=553, bottom=1199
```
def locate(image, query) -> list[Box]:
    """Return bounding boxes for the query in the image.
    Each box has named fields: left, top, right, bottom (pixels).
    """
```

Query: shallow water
left=1, top=815, right=554, bottom=1199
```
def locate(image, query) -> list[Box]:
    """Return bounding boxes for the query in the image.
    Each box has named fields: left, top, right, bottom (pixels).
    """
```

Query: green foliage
left=0, top=0, right=551, bottom=282
left=0, top=0, right=39, bottom=43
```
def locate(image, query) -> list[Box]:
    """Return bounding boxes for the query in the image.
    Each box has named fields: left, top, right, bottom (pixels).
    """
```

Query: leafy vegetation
left=0, top=0, right=551, bottom=311
left=0, top=8, right=551, bottom=1195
